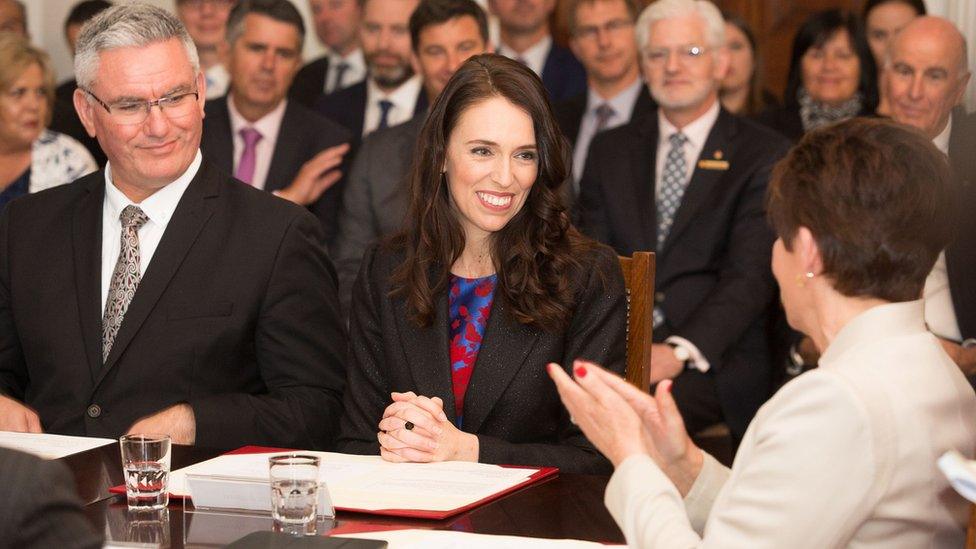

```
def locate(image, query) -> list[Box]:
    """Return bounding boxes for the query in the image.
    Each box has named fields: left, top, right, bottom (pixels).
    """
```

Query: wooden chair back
left=617, top=252, right=655, bottom=392
left=967, top=504, right=976, bottom=548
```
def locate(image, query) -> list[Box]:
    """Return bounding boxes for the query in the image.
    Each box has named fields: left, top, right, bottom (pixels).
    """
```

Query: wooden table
left=63, top=444, right=626, bottom=547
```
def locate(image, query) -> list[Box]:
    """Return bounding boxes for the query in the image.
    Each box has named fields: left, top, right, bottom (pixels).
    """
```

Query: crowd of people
left=0, top=0, right=974, bottom=546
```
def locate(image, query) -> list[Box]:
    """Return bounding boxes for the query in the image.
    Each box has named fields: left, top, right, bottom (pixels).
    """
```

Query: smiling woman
left=337, top=53, right=627, bottom=474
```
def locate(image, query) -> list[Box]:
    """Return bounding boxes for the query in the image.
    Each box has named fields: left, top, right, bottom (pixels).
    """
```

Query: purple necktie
left=236, top=127, right=263, bottom=185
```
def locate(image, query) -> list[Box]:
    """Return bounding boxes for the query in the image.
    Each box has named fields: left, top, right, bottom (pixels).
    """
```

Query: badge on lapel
left=697, top=150, right=729, bottom=170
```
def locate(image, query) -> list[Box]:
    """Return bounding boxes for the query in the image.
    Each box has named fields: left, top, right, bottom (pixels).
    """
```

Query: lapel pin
left=697, top=151, right=729, bottom=170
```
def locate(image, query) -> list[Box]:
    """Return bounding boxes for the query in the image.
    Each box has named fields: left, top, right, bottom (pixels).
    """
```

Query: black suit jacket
left=314, top=80, right=428, bottom=142
left=289, top=56, right=330, bottom=109
left=201, top=96, right=352, bottom=246
left=554, top=85, right=657, bottom=148
left=0, top=448, right=102, bottom=549
left=577, top=107, right=791, bottom=437
left=946, top=110, right=976, bottom=340
left=540, top=44, right=587, bottom=103
left=337, top=243, right=627, bottom=474
left=0, top=160, right=347, bottom=450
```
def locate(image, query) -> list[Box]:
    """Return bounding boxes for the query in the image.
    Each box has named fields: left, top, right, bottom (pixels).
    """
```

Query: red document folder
left=110, top=445, right=559, bottom=520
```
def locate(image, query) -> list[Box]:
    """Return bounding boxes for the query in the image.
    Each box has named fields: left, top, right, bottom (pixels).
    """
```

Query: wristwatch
left=667, top=342, right=691, bottom=367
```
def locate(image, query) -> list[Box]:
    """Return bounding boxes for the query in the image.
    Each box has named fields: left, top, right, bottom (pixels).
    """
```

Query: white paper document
left=173, top=451, right=540, bottom=513
left=0, top=431, right=115, bottom=459
left=335, top=529, right=625, bottom=548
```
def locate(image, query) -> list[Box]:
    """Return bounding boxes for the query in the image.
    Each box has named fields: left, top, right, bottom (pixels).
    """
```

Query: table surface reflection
left=65, top=443, right=626, bottom=547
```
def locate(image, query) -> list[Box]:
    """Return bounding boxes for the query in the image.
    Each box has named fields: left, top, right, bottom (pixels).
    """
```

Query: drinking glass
left=119, top=434, right=171, bottom=510
left=268, top=454, right=320, bottom=536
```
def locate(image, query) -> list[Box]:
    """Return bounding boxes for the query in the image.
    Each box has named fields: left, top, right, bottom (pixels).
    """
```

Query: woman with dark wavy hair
left=337, top=53, right=627, bottom=474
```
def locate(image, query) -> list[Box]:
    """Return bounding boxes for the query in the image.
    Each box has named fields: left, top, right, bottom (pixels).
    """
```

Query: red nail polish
left=575, top=366, right=588, bottom=378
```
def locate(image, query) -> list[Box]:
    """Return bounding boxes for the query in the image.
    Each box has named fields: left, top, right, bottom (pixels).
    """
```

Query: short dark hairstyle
left=409, top=0, right=488, bottom=52
left=391, top=53, right=598, bottom=331
left=722, top=10, right=770, bottom=117
left=226, top=0, right=305, bottom=49
left=783, top=9, right=878, bottom=112
left=566, top=0, right=640, bottom=36
left=767, top=118, right=953, bottom=303
left=862, top=0, right=926, bottom=21
left=65, top=0, right=112, bottom=30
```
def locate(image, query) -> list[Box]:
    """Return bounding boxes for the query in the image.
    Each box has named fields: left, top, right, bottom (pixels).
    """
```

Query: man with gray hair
left=577, top=0, right=790, bottom=441
left=885, top=16, right=976, bottom=378
left=0, top=3, right=347, bottom=451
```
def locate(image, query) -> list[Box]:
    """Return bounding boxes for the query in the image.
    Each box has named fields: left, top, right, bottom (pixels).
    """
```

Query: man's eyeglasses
left=177, top=0, right=236, bottom=9
left=574, top=19, right=633, bottom=41
left=82, top=88, right=200, bottom=126
left=643, top=45, right=710, bottom=65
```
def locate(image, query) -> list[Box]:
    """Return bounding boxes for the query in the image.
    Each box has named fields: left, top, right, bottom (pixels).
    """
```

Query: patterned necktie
left=332, top=61, right=350, bottom=93
left=594, top=103, right=615, bottom=133
left=377, top=99, right=394, bottom=130
left=235, top=127, right=263, bottom=185
left=102, top=205, right=149, bottom=362
left=653, top=132, right=689, bottom=328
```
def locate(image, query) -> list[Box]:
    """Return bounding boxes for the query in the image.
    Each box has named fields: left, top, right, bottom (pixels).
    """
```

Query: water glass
left=268, top=454, right=320, bottom=536
left=120, top=434, right=172, bottom=510
left=124, top=508, right=170, bottom=547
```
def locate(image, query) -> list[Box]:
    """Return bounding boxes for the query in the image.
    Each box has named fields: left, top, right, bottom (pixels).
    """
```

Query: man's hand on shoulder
left=275, top=143, right=350, bottom=206
left=128, top=403, right=196, bottom=445
left=0, top=395, right=42, bottom=433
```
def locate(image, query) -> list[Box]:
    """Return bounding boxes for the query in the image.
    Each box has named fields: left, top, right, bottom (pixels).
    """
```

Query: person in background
left=317, top=0, right=427, bottom=139
left=552, top=118, right=976, bottom=547
left=0, top=34, right=96, bottom=211
left=289, top=0, right=366, bottom=107
left=719, top=12, right=776, bottom=117
left=555, top=0, right=654, bottom=198
left=331, top=0, right=489, bottom=314
left=863, top=0, right=925, bottom=115
left=50, top=0, right=113, bottom=167
left=176, top=0, right=236, bottom=100
left=338, top=54, right=626, bottom=474
left=490, top=0, right=586, bottom=101
left=757, top=9, right=877, bottom=141
left=0, top=0, right=25, bottom=37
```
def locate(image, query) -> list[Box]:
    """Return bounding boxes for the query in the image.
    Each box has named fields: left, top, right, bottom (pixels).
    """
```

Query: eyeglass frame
left=573, top=18, right=634, bottom=42
left=81, top=87, right=201, bottom=125
left=642, top=45, right=711, bottom=65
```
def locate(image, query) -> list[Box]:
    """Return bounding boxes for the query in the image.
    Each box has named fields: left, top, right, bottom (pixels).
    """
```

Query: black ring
left=404, top=421, right=415, bottom=431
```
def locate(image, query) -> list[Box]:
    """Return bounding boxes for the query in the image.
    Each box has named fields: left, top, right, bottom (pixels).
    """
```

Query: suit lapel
left=72, top=175, right=106, bottom=383
left=203, top=98, right=235, bottom=175
left=461, top=295, right=539, bottom=433
left=631, top=114, right=659, bottom=252
left=265, top=102, right=303, bottom=192
left=661, top=109, right=734, bottom=255
left=412, top=90, right=429, bottom=117
left=394, top=283, right=457, bottom=425
left=94, top=162, right=221, bottom=389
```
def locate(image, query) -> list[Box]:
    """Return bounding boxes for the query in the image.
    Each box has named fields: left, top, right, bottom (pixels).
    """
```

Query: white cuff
left=666, top=336, right=710, bottom=372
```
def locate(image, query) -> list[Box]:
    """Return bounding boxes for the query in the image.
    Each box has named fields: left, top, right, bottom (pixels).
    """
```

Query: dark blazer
left=49, top=79, right=106, bottom=167
left=314, top=80, right=428, bottom=141
left=541, top=44, right=587, bottom=103
left=554, top=84, right=656, bottom=148
left=338, top=243, right=627, bottom=474
left=289, top=56, right=330, bottom=109
left=577, top=107, right=791, bottom=438
left=946, top=110, right=976, bottom=340
left=0, top=160, right=347, bottom=450
left=333, top=114, right=424, bottom=314
left=0, top=447, right=102, bottom=549
left=755, top=103, right=875, bottom=142
left=201, top=96, right=352, bottom=246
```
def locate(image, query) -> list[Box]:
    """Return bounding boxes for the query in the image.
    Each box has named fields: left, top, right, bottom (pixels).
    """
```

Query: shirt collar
left=498, top=35, right=552, bottom=76
left=818, top=300, right=929, bottom=368
left=367, top=74, right=423, bottom=110
left=658, top=99, right=720, bottom=149
left=227, top=93, right=288, bottom=142
left=933, top=113, right=953, bottom=155
left=104, top=150, right=202, bottom=227
left=328, top=47, right=365, bottom=70
left=586, top=77, right=643, bottom=118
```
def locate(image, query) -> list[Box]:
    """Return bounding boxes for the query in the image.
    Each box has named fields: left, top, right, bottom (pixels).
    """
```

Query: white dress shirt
left=572, top=78, right=643, bottom=186
left=655, top=100, right=721, bottom=371
left=100, top=151, right=201, bottom=312
left=606, top=300, right=976, bottom=548
left=362, top=75, right=423, bottom=137
left=496, top=35, right=551, bottom=78
left=227, top=94, right=288, bottom=191
left=323, top=48, right=366, bottom=94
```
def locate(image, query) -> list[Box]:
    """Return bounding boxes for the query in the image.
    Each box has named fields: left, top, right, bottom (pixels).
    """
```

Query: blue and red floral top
left=448, top=273, right=498, bottom=429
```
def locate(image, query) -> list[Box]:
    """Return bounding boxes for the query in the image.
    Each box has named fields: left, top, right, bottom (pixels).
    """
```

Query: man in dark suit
left=0, top=448, right=102, bottom=549
left=555, top=0, right=653, bottom=199
left=289, top=0, right=366, bottom=107
left=316, top=0, right=427, bottom=139
left=490, top=0, right=586, bottom=101
left=201, top=0, right=352, bottom=245
left=332, top=0, right=489, bottom=312
left=885, top=17, right=976, bottom=375
left=0, top=4, right=346, bottom=450
left=577, top=0, right=790, bottom=440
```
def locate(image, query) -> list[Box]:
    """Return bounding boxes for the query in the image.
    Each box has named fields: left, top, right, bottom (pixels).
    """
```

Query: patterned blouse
left=28, top=130, right=98, bottom=194
left=448, top=273, right=498, bottom=429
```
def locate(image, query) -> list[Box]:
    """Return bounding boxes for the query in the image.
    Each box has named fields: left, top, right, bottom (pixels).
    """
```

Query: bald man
left=885, top=16, right=976, bottom=377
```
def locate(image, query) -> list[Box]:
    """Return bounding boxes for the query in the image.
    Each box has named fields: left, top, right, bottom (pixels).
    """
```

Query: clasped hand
left=377, top=392, right=479, bottom=463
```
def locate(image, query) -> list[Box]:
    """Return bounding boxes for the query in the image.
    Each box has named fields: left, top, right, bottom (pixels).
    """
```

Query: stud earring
left=795, top=272, right=814, bottom=287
